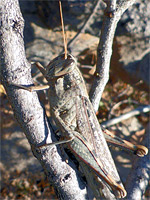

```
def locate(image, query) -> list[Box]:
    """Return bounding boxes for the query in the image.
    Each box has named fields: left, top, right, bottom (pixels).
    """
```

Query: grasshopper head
left=45, top=54, right=76, bottom=81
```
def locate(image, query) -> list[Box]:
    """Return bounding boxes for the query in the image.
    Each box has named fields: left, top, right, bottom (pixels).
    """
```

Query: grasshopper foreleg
left=10, top=62, right=49, bottom=92
left=52, top=108, right=76, bottom=140
left=35, top=62, right=47, bottom=76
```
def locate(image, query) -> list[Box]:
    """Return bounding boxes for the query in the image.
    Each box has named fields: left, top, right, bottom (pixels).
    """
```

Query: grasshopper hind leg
left=102, top=127, right=148, bottom=157
left=10, top=82, right=49, bottom=92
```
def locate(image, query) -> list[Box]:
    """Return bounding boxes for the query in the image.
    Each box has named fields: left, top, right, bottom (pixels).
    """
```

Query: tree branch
left=102, top=105, right=150, bottom=127
left=125, top=123, right=150, bottom=200
left=0, top=0, right=87, bottom=199
left=89, top=0, right=136, bottom=112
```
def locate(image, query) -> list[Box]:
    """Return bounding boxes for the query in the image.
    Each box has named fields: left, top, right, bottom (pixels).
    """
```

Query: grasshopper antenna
left=59, top=0, right=67, bottom=59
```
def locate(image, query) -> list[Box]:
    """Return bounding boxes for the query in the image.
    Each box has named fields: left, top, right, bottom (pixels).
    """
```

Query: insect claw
left=135, top=145, right=148, bottom=157
left=113, top=185, right=127, bottom=198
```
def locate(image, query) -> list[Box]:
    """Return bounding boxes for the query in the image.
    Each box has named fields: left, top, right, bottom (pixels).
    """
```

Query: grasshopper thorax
left=45, top=54, right=77, bottom=81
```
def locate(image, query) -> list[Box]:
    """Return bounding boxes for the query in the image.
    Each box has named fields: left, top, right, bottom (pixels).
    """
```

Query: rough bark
left=89, top=0, right=136, bottom=112
left=125, top=123, right=150, bottom=200
left=0, top=1, right=86, bottom=199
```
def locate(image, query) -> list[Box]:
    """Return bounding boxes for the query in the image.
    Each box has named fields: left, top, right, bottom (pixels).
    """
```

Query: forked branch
left=89, top=0, right=136, bottom=112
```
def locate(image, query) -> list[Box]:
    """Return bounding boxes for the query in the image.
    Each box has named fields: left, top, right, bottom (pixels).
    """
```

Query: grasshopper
left=11, top=53, right=148, bottom=198
left=10, top=1, right=148, bottom=199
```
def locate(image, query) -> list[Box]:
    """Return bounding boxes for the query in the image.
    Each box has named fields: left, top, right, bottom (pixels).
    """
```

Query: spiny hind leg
left=102, top=127, right=148, bottom=157
left=10, top=82, right=49, bottom=92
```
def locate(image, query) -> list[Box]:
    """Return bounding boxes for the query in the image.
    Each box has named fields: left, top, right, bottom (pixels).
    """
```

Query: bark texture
left=89, top=0, right=136, bottom=112
left=0, top=1, right=86, bottom=199
left=125, top=123, right=150, bottom=200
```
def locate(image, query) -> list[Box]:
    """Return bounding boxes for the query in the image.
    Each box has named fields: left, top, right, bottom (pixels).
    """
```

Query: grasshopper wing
left=74, top=95, right=126, bottom=198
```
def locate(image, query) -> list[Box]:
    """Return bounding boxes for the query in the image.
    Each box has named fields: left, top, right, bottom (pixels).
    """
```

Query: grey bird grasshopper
left=11, top=53, right=148, bottom=198
left=10, top=1, right=148, bottom=198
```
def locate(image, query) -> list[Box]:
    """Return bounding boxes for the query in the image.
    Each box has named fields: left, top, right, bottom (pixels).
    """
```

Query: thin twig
left=89, top=0, right=136, bottom=112
left=108, top=99, right=140, bottom=119
left=102, top=105, right=150, bottom=127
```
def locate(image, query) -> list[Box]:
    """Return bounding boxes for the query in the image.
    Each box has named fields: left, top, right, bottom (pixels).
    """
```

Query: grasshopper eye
left=46, top=54, right=76, bottom=80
